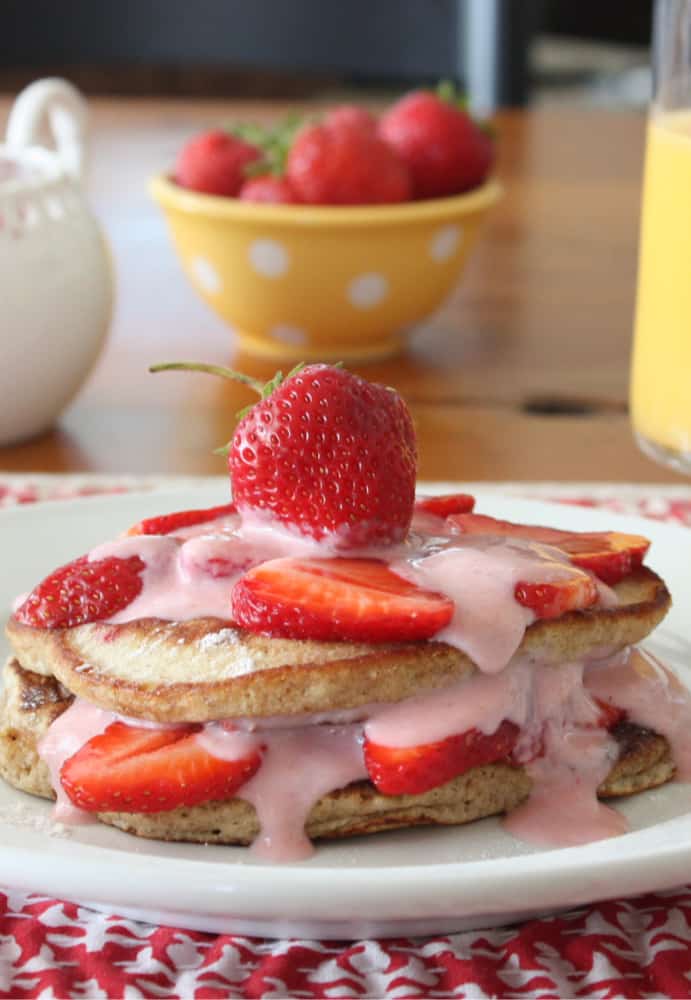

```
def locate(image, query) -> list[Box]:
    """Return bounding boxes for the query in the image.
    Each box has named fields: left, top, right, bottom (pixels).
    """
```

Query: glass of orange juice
left=631, top=0, right=691, bottom=472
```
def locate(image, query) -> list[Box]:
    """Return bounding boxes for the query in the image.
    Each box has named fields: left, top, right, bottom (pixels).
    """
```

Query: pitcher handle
left=5, top=77, right=87, bottom=182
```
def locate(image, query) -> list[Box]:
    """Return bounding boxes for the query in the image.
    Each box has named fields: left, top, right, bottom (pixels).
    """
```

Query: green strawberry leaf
left=436, top=79, right=468, bottom=111
left=227, top=115, right=308, bottom=177
left=434, top=79, right=494, bottom=140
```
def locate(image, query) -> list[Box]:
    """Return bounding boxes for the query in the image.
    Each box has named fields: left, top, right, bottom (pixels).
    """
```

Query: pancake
left=5, top=567, right=670, bottom=722
left=0, top=658, right=675, bottom=845
left=0, top=658, right=72, bottom=798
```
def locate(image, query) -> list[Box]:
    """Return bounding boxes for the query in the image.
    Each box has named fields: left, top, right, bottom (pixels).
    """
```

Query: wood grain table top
left=0, top=97, right=683, bottom=484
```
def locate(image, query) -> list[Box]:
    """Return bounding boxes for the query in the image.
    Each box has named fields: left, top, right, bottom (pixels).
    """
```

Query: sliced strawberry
left=514, top=574, right=598, bottom=619
left=561, top=534, right=649, bottom=586
left=14, top=555, right=145, bottom=630
left=179, top=537, right=255, bottom=579
left=364, top=720, right=519, bottom=796
left=60, top=721, right=261, bottom=813
left=414, top=493, right=476, bottom=518
left=232, top=557, right=454, bottom=643
left=127, top=502, right=237, bottom=537
left=449, top=512, right=565, bottom=543
left=449, top=513, right=649, bottom=585
left=593, top=697, right=626, bottom=730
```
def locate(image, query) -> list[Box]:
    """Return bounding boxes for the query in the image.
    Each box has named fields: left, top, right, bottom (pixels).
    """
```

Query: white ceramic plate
left=1, top=485, right=690, bottom=939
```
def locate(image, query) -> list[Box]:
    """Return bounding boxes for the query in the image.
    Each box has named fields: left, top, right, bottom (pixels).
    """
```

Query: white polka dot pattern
left=430, top=224, right=462, bottom=261
left=249, top=239, right=289, bottom=278
left=348, top=273, right=389, bottom=309
left=190, top=257, right=221, bottom=294
left=270, top=324, right=307, bottom=346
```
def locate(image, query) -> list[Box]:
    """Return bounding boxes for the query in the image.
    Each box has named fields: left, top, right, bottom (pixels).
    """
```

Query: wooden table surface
left=0, top=97, right=683, bottom=484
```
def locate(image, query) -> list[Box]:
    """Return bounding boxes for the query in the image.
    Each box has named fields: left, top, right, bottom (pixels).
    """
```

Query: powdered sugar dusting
left=228, top=648, right=258, bottom=677
left=198, top=628, right=241, bottom=651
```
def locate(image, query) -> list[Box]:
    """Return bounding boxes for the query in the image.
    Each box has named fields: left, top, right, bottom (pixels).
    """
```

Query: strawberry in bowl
left=150, top=87, right=501, bottom=362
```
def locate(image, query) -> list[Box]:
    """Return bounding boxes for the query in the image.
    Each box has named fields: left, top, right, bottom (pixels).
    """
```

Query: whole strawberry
left=175, top=129, right=261, bottom=197
left=151, top=362, right=417, bottom=547
left=231, top=365, right=416, bottom=544
left=324, top=104, right=377, bottom=135
left=238, top=174, right=300, bottom=204
left=286, top=121, right=412, bottom=205
left=379, top=90, right=493, bottom=199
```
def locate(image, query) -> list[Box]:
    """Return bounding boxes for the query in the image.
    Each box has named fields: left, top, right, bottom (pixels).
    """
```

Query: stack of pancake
left=0, top=563, right=673, bottom=847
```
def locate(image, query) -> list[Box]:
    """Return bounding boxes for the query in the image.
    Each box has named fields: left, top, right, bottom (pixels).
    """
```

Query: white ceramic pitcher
left=0, top=78, right=112, bottom=445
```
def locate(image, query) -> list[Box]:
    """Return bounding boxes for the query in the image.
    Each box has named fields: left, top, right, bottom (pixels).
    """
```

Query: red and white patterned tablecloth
left=1, top=476, right=690, bottom=1000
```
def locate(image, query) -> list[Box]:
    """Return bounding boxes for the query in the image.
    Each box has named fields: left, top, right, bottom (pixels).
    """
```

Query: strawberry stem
left=149, top=361, right=308, bottom=455
left=149, top=362, right=266, bottom=395
left=436, top=79, right=468, bottom=110
left=228, top=115, right=306, bottom=177
left=434, top=79, right=493, bottom=137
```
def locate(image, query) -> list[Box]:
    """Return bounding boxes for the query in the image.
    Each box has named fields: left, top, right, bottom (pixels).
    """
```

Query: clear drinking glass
left=631, top=0, right=691, bottom=472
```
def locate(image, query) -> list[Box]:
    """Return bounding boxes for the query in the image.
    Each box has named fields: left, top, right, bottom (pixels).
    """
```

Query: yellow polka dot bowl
left=150, top=174, right=502, bottom=362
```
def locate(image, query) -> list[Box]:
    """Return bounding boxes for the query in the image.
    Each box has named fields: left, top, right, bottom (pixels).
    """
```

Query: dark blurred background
left=1, top=0, right=653, bottom=110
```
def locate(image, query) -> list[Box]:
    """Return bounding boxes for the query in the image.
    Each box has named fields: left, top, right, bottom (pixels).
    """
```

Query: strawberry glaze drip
left=198, top=725, right=368, bottom=861
left=38, top=700, right=115, bottom=823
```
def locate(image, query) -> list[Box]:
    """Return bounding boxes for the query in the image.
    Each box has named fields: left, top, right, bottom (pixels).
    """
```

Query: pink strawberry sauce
left=34, top=506, right=690, bottom=861
left=38, top=700, right=114, bottom=823
left=88, top=507, right=614, bottom=673
left=38, top=648, right=691, bottom=859
left=197, top=724, right=368, bottom=861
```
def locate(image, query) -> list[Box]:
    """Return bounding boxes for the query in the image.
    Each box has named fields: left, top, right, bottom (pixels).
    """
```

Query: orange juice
left=631, top=111, right=691, bottom=464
